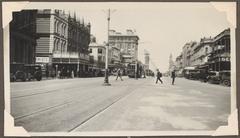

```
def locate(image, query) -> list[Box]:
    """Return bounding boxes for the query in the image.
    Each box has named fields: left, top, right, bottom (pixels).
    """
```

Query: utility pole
left=103, top=9, right=115, bottom=86
left=135, top=44, right=138, bottom=79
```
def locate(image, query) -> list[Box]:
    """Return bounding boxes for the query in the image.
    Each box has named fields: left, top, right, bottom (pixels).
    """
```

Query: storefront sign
left=36, top=57, right=50, bottom=63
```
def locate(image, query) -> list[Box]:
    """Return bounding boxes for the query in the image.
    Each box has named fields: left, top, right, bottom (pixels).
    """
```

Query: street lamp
left=135, top=43, right=138, bottom=80
left=103, top=9, right=112, bottom=86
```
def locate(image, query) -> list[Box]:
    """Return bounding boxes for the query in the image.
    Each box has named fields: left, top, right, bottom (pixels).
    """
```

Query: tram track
left=11, top=81, right=102, bottom=99
left=68, top=81, right=145, bottom=132
left=13, top=85, right=110, bottom=120
left=15, top=101, right=72, bottom=120
left=13, top=78, right=147, bottom=132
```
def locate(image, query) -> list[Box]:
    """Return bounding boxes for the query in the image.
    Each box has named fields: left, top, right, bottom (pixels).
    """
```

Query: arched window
left=54, top=37, right=57, bottom=51
left=57, top=39, right=60, bottom=51
left=57, top=21, right=60, bottom=34
left=61, top=23, right=64, bottom=36
left=56, top=20, right=59, bottom=34
left=54, top=20, right=57, bottom=33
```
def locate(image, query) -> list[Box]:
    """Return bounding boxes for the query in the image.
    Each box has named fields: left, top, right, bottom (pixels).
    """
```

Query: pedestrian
left=171, top=70, right=176, bottom=85
left=71, top=70, right=74, bottom=78
left=156, top=69, right=163, bottom=84
left=116, top=68, right=123, bottom=81
left=57, top=70, right=61, bottom=79
left=45, top=69, right=49, bottom=79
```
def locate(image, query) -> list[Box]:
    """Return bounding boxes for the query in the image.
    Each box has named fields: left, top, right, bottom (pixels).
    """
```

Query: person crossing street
left=171, top=70, right=176, bottom=85
left=116, top=68, right=123, bottom=81
left=156, top=69, right=163, bottom=84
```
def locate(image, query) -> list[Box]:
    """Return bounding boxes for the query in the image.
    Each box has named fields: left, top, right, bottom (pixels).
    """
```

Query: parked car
left=207, top=71, right=220, bottom=84
left=189, top=71, right=201, bottom=80
left=219, top=70, right=231, bottom=86
left=183, top=68, right=201, bottom=80
left=10, top=63, right=42, bottom=82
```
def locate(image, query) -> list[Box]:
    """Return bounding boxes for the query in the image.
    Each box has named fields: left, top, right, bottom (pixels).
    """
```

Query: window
left=98, top=48, right=102, bottom=54
left=205, top=47, right=208, bottom=54
left=89, top=48, right=92, bottom=53
left=98, top=56, right=102, bottom=61
left=54, top=38, right=57, bottom=51
left=54, top=20, right=57, bottom=33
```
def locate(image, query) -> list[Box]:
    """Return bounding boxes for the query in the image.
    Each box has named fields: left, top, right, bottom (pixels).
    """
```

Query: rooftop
left=109, top=29, right=138, bottom=37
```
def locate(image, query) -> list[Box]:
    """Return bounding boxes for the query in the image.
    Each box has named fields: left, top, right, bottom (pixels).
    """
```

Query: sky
left=25, top=2, right=230, bottom=72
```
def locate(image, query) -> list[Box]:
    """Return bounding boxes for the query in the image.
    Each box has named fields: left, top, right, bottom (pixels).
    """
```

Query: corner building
left=35, top=9, right=91, bottom=77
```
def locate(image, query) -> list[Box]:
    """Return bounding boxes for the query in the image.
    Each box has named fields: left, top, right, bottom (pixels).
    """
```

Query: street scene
left=11, top=76, right=230, bottom=132
left=8, top=3, right=231, bottom=132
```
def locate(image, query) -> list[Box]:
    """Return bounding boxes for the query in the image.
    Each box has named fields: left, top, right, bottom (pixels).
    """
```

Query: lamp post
left=135, top=43, right=138, bottom=79
left=103, top=9, right=112, bottom=86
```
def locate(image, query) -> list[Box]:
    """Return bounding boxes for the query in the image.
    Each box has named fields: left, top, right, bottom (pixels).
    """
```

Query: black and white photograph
left=2, top=1, right=238, bottom=136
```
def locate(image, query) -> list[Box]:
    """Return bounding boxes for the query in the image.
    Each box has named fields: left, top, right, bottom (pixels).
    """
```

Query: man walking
left=116, top=68, right=123, bottom=81
left=171, top=70, right=176, bottom=85
left=156, top=69, right=163, bottom=84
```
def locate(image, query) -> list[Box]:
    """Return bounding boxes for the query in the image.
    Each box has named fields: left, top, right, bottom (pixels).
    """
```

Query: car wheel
left=222, top=80, right=230, bottom=86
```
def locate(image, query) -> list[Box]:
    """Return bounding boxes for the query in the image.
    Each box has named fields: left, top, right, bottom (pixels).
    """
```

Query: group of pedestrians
left=156, top=69, right=176, bottom=85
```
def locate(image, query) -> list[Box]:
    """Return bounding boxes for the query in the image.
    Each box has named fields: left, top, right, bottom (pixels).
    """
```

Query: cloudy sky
left=25, top=2, right=231, bottom=72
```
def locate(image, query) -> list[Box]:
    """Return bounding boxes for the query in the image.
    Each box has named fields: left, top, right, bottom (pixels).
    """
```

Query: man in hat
left=156, top=69, right=163, bottom=84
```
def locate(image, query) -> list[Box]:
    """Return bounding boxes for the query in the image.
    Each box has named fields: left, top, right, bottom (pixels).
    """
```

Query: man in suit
left=171, top=70, right=176, bottom=85
left=156, top=69, right=163, bottom=84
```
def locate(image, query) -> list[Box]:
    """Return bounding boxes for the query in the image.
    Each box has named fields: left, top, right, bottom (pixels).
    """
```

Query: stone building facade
left=89, top=41, right=106, bottom=70
left=10, top=10, right=38, bottom=65
left=208, top=28, right=230, bottom=71
left=109, top=29, right=139, bottom=66
left=34, top=9, right=91, bottom=77
left=192, top=37, right=213, bottom=69
left=175, top=28, right=230, bottom=74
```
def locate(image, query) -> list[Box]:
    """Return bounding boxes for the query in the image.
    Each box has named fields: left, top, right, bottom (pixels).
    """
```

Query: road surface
left=10, top=76, right=230, bottom=132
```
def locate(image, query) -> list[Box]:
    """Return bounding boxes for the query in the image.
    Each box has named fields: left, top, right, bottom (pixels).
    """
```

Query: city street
left=10, top=76, right=230, bottom=132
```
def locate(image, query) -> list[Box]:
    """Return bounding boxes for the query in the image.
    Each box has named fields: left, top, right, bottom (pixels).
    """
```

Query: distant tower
left=144, top=49, right=150, bottom=70
left=169, top=53, right=174, bottom=72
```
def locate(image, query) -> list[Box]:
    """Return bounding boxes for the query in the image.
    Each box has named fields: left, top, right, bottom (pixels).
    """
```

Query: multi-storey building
left=175, top=53, right=183, bottom=73
left=182, top=41, right=196, bottom=68
left=208, top=28, right=230, bottom=71
left=109, top=29, right=139, bottom=66
left=89, top=41, right=106, bottom=70
left=192, top=37, right=213, bottom=69
left=35, top=9, right=91, bottom=77
left=109, top=46, right=120, bottom=64
left=175, top=28, right=230, bottom=75
left=35, top=9, right=68, bottom=75
left=190, top=42, right=201, bottom=66
left=67, top=14, right=91, bottom=77
left=10, top=10, right=38, bottom=65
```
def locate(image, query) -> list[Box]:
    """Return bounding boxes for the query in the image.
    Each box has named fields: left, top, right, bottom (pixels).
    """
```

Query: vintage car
left=219, top=70, right=231, bottom=86
left=10, top=63, right=42, bottom=82
left=206, top=71, right=220, bottom=84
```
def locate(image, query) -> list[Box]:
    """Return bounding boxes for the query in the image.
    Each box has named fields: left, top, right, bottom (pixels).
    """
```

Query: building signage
left=36, top=57, right=50, bottom=63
